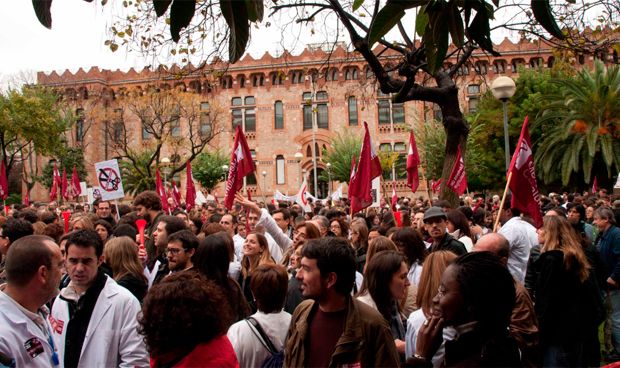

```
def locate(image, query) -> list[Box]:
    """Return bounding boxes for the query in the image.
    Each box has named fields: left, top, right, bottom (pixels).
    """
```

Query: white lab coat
left=50, top=276, right=149, bottom=368
left=0, top=292, right=57, bottom=367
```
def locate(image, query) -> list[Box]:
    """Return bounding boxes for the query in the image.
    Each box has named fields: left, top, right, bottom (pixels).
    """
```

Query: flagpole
left=114, top=199, right=121, bottom=220
left=493, top=171, right=513, bottom=232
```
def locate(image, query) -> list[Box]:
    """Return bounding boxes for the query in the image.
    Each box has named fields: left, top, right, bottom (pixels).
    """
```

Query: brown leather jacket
left=284, top=297, right=400, bottom=367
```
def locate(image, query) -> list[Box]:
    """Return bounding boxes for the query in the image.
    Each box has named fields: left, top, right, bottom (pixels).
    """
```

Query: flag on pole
left=224, top=126, right=256, bottom=209
left=507, top=116, right=543, bottom=228
left=592, top=176, right=598, bottom=195
left=349, top=122, right=382, bottom=214
left=50, top=163, right=60, bottom=201
left=431, top=178, right=442, bottom=194
left=155, top=169, right=169, bottom=213
left=406, top=131, right=420, bottom=192
left=61, top=168, right=69, bottom=200
left=446, top=145, right=468, bottom=196
left=391, top=181, right=398, bottom=212
left=171, top=180, right=181, bottom=209
left=185, top=161, right=196, bottom=211
left=0, top=161, right=8, bottom=201
left=71, top=166, right=82, bottom=197
left=295, top=177, right=312, bottom=212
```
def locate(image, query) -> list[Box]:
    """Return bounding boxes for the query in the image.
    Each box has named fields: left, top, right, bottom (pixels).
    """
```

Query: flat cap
left=423, top=206, right=447, bottom=221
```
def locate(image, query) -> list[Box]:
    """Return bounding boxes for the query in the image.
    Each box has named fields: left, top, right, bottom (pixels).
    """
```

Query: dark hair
left=299, top=221, right=321, bottom=240
left=17, top=209, right=39, bottom=224
left=452, top=251, right=516, bottom=335
left=138, top=272, right=231, bottom=357
left=457, top=206, right=473, bottom=222
left=116, top=212, right=139, bottom=230
left=301, top=237, right=356, bottom=296
left=250, top=264, right=288, bottom=313
left=193, top=233, right=231, bottom=287
left=391, top=227, right=427, bottom=267
left=472, top=207, right=486, bottom=226
left=567, top=203, right=586, bottom=221
left=39, top=211, right=58, bottom=225
left=201, top=222, right=224, bottom=236
left=446, top=209, right=472, bottom=239
left=65, top=229, right=104, bottom=257
left=112, top=224, right=138, bottom=239
left=272, top=208, right=291, bottom=221
left=2, top=218, right=34, bottom=244
left=361, top=250, right=406, bottom=321
left=94, top=220, right=113, bottom=236
left=133, top=191, right=163, bottom=211
left=158, top=215, right=188, bottom=235
left=329, top=218, right=349, bottom=238
left=42, top=223, right=64, bottom=243
left=167, top=229, right=199, bottom=251
left=5, top=235, right=55, bottom=287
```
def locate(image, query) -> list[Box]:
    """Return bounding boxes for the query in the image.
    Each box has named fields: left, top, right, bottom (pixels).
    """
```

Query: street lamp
left=326, top=162, right=332, bottom=199
left=491, top=76, right=516, bottom=172
left=261, top=170, right=267, bottom=202
left=222, top=164, right=229, bottom=182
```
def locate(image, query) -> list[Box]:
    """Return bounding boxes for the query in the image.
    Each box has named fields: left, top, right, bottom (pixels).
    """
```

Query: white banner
left=370, top=177, right=381, bottom=207
left=94, top=159, right=125, bottom=201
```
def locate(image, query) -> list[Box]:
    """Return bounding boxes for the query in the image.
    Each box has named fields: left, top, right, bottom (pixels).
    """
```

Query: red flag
left=61, top=168, right=69, bottom=200
left=155, top=169, right=169, bottom=213
left=508, top=116, right=543, bottom=228
left=391, top=181, right=398, bottom=212
left=224, top=126, right=256, bottom=209
left=185, top=160, right=196, bottom=211
left=0, top=161, right=8, bottom=200
left=592, top=176, right=598, bottom=194
left=447, top=145, right=467, bottom=196
left=171, top=180, right=181, bottom=209
left=50, top=163, right=60, bottom=201
left=431, top=178, right=442, bottom=194
left=349, top=122, right=382, bottom=214
left=406, top=131, right=420, bottom=192
left=71, top=166, right=81, bottom=197
left=22, top=190, right=29, bottom=206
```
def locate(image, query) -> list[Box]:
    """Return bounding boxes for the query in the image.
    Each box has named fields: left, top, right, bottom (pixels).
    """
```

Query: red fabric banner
left=224, top=126, right=256, bottom=210
left=406, top=131, right=420, bottom=192
left=349, top=122, right=382, bottom=214
left=185, top=160, right=196, bottom=211
left=446, top=145, right=468, bottom=196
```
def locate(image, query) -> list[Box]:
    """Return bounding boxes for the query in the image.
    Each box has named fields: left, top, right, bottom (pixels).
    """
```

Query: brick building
left=33, top=36, right=613, bottom=203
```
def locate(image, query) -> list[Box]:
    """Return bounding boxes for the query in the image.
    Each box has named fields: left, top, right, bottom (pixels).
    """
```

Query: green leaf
left=169, top=0, right=196, bottom=42
left=153, top=0, right=172, bottom=17
left=422, top=9, right=449, bottom=74
left=447, top=3, right=464, bottom=48
left=415, top=6, right=428, bottom=37
left=32, top=0, right=53, bottom=29
left=220, top=0, right=250, bottom=63
left=368, top=0, right=428, bottom=46
left=352, top=0, right=364, bottom=11
left=245, top=0, right=263, bottom=23
left=467, top=9, right=499, bottom=56
left=530, top=0, right=565, bottom=40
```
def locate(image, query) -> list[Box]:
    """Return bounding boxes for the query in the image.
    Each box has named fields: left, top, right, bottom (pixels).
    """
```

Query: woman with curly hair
left=103, top=236, right=148, bottom=303
left=238, top=232, right=275, bottom=312
left=139, top=272, right=237, bottom=367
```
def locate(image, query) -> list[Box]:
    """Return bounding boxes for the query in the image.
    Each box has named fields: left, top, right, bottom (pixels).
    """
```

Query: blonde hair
left=241, top=232, right=275, bottom=278
left=416, top=250, right=458, bottom=316
left=541, top=215, right=590, bottom=282
left=70, top=215, right=94, bottom=231
left=104, top=236, right=147, bottom=284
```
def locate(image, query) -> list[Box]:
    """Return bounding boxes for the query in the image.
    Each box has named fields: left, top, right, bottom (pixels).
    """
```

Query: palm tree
left=535, top=60, right=620, bottom=186
left=120, top=150, right=156, bottom=196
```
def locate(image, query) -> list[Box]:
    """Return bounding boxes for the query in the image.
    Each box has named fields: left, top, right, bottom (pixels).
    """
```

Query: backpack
left=245, top=317, right=284, bottom=368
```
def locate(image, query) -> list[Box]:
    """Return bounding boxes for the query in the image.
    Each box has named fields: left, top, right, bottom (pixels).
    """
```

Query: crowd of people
left=0, top=187, right=619, bottom=367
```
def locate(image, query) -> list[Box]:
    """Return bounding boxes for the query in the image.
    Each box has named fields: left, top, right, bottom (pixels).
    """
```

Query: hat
left=613, top=200, right=620, bottom=209
left=423, top=207, right=447, bottom=222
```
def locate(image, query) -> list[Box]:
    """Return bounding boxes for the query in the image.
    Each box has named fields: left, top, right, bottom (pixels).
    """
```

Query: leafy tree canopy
left=320, top=130, right=362, bottom=184
left=38, top=147, right=88, bottom=190
left=193, top=149, right=228, bottom=191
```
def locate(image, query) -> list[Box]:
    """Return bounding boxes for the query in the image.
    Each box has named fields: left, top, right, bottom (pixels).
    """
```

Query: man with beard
left=133, top=191, right=165, bottom=264
left=146, top=215, right=187, bottom=287
left=165, top=230, right=198, bottom=274
left=423, top=207, right=467, bottom=256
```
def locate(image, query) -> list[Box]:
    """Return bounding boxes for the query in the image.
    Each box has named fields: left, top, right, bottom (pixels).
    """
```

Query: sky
left=0, top=1, right=529, bottom=90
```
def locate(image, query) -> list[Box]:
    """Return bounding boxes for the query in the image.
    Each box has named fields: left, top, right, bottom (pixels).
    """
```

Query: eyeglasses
left=165, top=248, right=186, bottom=255
left=437, top=285, right=446, bottom=298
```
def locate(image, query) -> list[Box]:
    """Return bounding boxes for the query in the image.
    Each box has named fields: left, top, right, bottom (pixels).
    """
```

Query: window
left=326, top=68, right=338, bottom=81
left=530, top=57, right=543, bottom=68
left=511, top=58, right=525, bottom=73
left=468, top=97, right=479, bottom=113
left=252, top=74, right=264, bottom=87
left=394, top=142, right=407, bottom=179
left=75, top=108, right=85, bottom=142
left=493, top=60, right=506, bottom=74
left=247, top=150, right=257, bottom=184
left=379, top=143, right=392, bottom=152
left=271, top=72, right=283, bottom=85
left=238, top=75, right=245, bottom=88
left=142, top=122, right=152, bottom=140
left=113, top=122, right=124, bottom=142
left=344, top=67, right=359, bottom=80
left=274, top=101, right=284, bottom=129
left=378, top=100, right=391, bottom=125
left=220, top=76, right=233, bottom=89
left=393, top=103, right=405, bottom=124
left=231, top=96, right=256, bottom=132
left=200, top=102, right=211, bottom=136
left=276, top=155, right=285, bottom=184
left=170, top=106, right=181, bottom=137
left=302, top=91, right=329, bottom=130
left=474, top=61, right=488, bottom=75
left=291, top=70, right=304, bottom=84
left=348, top=96, right=358, bottom=126
left=467, top=85, right=480, bottom=95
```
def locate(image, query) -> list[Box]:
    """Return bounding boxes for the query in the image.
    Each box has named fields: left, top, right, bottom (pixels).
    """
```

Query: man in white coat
left=0, top=235, right=64, bottom=367
left=50, top=229, right=148, bottom=367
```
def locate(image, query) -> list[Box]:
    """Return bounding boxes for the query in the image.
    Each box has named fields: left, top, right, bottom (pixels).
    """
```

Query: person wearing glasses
left=0, top=235, right=64, bottom=367
left=50, top=229, right=148, bottom=367
left=146, top=215, right=187, bottom=288
left=165, top=230, right=199, bottom=274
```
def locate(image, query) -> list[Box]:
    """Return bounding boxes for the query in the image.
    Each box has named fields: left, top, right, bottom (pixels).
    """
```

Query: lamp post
left=294, top=151, right=303, bottom=186
left=491, top=76, right=516, bottom=172
left=222, top=164, right=229, bottom=183
left=326, top=162, right=332, bottom=199
left=261, top=170, right=267, bottom=202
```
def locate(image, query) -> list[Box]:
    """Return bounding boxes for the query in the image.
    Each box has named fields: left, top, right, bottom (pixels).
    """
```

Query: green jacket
left=284, top=297, right=400, bottom=368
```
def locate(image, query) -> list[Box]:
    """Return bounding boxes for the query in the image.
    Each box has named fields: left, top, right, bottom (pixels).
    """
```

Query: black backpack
left=245, top=317, right=284, bottom=368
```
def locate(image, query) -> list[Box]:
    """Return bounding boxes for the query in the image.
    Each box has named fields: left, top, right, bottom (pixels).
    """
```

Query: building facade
left=34, top=36, right=614, bottom=203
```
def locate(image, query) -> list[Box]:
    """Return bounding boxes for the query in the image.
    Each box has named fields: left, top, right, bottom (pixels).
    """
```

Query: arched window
left=274, top=101, right=284, bottom=129
left=348, top=96, right=358, bottom=126
left=276, top=155, right=285, bottom=184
